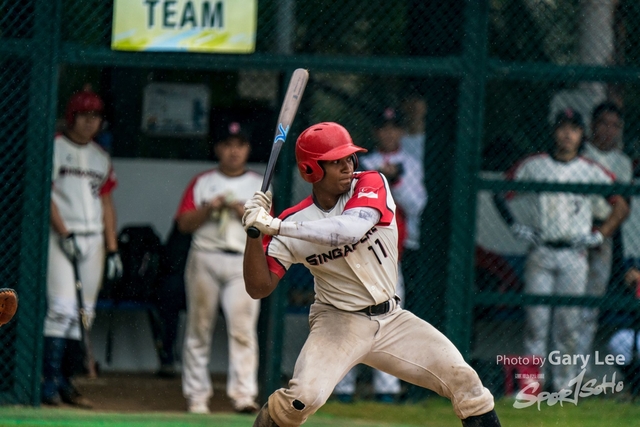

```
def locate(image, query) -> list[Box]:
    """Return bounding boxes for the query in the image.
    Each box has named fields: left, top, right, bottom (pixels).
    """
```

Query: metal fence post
left=444, top=0, right=489, bottom=357
left=19, top=0, right=61, bottom=406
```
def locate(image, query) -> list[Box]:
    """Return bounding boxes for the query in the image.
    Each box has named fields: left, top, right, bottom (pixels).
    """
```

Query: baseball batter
left=579, top=102, right=632, bottom=364
left=43, top=89, right=121, bottom=407
left=495, top=108, right=629, bottom=391
left=242, top=122, right=501, bottom=427
left=176, top=123, right=262, bottom=414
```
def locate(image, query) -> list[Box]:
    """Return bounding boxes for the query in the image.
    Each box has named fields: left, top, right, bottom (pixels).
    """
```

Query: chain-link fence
left=474, top=0, right=640, bottom=401
left=2, top=0, right=640, bottom=407
left=0, top=0, right=57, bottom=405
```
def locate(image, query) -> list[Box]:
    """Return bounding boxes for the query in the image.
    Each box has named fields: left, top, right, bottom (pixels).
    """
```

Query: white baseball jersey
left=176, top=169, right=262, bottom=253
left=51, top=134, right=117, bottom=234
left=360, top=150, right=427, bottom=250
left=582, top=142, right=631, bottom=220
left=264, top=171, right=399, bottom=311
left=583, top=142, right=632, bottom=183
left=401, top=133, right=425, bottom=165
left=507, top=153, right=615, bottom=242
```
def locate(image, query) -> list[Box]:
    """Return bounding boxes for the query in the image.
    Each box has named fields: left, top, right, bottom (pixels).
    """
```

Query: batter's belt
left=356, top=295, right=401, bottom=316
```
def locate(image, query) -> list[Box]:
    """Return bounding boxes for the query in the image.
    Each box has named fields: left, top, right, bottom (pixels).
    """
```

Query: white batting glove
left=510, top=223, right=540, bottom=246
left=571, top=231, right=604, bottom=249
left=244, top=191, right=273, bottom=212
left=223, top=191, right=236, bottom=204
left=242, top=207, right=281, bottom=236
left=105, top=251, right=123, bottom=281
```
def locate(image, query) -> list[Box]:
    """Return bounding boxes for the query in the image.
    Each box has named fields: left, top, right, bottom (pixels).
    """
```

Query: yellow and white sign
left=112, top=0, right=257, bottom=53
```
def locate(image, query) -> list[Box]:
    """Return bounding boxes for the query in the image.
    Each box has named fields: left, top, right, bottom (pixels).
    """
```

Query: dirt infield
left=74, top=372, right=234, bottom=413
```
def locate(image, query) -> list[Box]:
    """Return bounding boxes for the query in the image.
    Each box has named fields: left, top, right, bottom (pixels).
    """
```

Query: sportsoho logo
left=497, top=352, right=626, bottom=409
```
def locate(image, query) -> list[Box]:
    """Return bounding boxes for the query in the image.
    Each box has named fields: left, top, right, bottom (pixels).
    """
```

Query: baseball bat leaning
left=246, top=68, right=309, bottom=239
left=71, top=258, right=98, bottom=379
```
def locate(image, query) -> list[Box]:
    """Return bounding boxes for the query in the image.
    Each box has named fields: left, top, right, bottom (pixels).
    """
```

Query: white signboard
left=142, top=83, right=210, bottom=136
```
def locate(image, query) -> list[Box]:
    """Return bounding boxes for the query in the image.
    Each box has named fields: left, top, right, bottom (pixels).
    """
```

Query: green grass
left=320, top=396, right=640, bottom=427
left=1, top=396, right=640, bottom=427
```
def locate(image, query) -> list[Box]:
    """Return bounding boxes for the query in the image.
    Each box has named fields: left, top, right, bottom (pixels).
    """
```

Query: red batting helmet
left=295, top=122, right=367, bottom=183
left=65, top=90, right=104, bottom=128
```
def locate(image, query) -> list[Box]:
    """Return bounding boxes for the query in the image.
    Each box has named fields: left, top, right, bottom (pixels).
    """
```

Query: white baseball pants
left=523, top=245, right=588, bottom=391
left=333, top=267, right=405, bottom=396
left=44, top=231, right=104, bottom=340
left=181, top=249, right=260, bottom=408
left=576, top=237, right=613, bottom=365
left=267, top=303, right=494, bottom=427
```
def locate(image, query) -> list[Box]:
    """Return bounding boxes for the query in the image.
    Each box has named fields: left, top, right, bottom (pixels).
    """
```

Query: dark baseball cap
left=553, top=108, right=585, bottom=130
left=217, top=121, right=250, bottom=143
left=374, top=107, right=402, bottom=129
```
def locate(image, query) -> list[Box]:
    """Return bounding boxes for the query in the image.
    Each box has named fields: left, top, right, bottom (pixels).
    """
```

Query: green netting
left=0, top=1, right=35, bottom=39
left=0, top=59, right=29, bottom=396
left=3, top=0, right=640, bottom=407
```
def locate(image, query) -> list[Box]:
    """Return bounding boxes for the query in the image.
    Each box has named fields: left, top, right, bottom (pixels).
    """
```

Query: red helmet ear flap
left=351, top=154, right=359, bottom=170
left=298, top=161, right=324, bottom=183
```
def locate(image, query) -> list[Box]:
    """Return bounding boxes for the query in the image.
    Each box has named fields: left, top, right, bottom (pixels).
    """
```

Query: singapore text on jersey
left=305, top=226, right=382, bottom=266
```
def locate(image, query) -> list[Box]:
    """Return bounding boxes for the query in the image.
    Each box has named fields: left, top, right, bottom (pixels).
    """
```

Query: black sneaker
left=233, top=401, right=259, bottom=414
left=156, top=364, right=178, bottom=379
left=60, top=386, right=93, bottom=409
left=41, top=394, right=61, bottom=406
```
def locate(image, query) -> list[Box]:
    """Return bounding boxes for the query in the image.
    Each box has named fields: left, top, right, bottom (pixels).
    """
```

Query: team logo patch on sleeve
left=357, top=187, right=378, bottom=199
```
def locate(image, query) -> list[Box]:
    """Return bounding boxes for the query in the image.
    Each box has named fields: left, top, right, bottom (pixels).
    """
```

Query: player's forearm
left=101, top=194, right=118, bottom=251
left=176, top=206, right=212, bottom=234
left=50, top=200, right=68, bottom=236
left=230, top=201, right=245, bottom=218
left=243, top=237, right=278, bottom=299
left=599, top=195, right=630, bottom=238
left=278, top=208, right=380, bottom=246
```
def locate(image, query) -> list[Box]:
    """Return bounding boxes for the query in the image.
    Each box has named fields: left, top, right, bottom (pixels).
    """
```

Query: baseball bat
left=72, top=258, right=98, bottom=379
left=247, top=68, right=309, bottom=239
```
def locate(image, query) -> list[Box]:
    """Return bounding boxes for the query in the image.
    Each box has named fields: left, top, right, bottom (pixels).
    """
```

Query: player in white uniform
left=494, top=109, right=629, bottom=391
left=579, top=102, right=632, bottom=364
left=242, top=122, right=501, bottom=427
left=176, top=122, right=263, bottom=414
left=43, top=89, right=121, bottom=407
left=333, top=108, right=428, bottom=403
